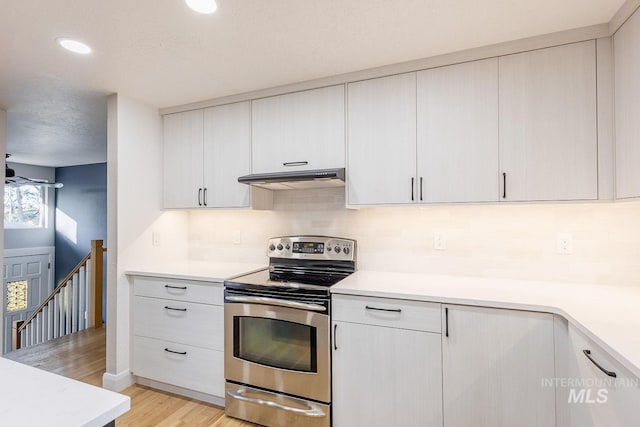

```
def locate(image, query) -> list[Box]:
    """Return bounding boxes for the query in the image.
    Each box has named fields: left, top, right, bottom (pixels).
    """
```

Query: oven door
left=224, top=299, right=330, bottom=403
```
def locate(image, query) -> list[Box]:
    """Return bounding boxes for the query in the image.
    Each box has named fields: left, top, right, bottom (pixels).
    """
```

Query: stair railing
left=12, top=240, right=106, bottom=350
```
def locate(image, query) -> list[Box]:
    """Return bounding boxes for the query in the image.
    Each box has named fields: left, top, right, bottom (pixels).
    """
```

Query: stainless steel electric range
left=223, top=235, right=356, bottom=427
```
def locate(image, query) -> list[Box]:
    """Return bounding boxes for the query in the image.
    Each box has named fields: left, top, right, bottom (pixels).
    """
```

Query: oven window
left=234, top=316, right=317, bottom=373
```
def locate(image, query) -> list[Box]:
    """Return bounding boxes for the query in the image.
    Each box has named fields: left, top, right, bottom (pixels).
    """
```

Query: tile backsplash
left=188, top=188, right=640, bottom=286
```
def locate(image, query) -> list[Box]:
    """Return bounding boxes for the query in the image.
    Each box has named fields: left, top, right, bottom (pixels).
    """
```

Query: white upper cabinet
left=203, top=102, right=251, bottom=208
left=499, top=41, right=598, bottom=202
left=417, top=59, right=499, bottom=203
left=163, top=102, right=255, bottom=209
left=347, top=73, right=417, bottom=205
left=615, top=9, right=640, bottom=199
left=163, top=110, right=204, bottom=209
left=251, top=85, right=345, bottom=174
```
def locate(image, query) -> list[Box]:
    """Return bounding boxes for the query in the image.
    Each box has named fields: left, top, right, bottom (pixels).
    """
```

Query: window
left=4, top=184, right=46, bottom=228
left=6, top=280, right=28, bottom=312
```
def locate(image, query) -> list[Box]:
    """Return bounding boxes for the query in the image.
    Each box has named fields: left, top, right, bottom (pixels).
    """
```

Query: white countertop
left=331, top=270, right=640, bottom=379
left=125, top=261, right=267, bottom=282
left=0, top=357, right=130, bottom=426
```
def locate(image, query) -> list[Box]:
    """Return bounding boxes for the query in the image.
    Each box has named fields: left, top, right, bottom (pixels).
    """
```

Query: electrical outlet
left=152, top=232, right=161, bottom=247
left=433, top=231, right=446, bottom=251
left=233, top=230, right=242, bottom=245
left=557, top=233, right=573, bottom=254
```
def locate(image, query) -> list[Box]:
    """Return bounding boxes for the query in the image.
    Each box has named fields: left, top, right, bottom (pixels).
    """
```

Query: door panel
left=3, top=253, right=51, bottom=353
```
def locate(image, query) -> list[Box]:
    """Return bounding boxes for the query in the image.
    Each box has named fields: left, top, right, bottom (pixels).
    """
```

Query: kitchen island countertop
left=332, top=270, right=640, bottom=379
left=0, top=357, right=130, bottom=426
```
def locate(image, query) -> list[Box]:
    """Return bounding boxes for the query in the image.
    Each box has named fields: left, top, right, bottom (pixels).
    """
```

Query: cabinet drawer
left=332, top=294, right=441, bottom=333
left=133, top=277, right=223, bottom=305
left=132, top=336, right=224, bottom=397
left=133, top=296, right=223, bottom=351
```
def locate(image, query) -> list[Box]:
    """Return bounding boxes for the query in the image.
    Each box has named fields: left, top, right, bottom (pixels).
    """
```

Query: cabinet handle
left=203, top=188, right=208, bottom=206
left=502, top=173, right=506, bottom=199
left=164, top=348, right=187, bottom=355
left=283, top=161, right=308, bottom=167
left=198, top=188, right=203, bottom=206
left=365, top=305, right=402, bottom=313
left=583, top=350, right=617, bottom=378
left=164, top=306, right=187, bottom=312
left=445, top=307, right=449, bottom=337
left=411, top=177, right=415, bottom=201
left=420, top=177, right=424, bottom=201
left=164, top=285, right=187, bottom=290
left=334, top=324, right=338, bottom=350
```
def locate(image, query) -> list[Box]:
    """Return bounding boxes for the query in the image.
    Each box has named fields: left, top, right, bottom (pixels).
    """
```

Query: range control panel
left=268, top=236, right=356, bottom=261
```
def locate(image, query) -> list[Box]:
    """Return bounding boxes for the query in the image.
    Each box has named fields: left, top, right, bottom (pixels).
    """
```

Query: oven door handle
left=227, top=389, right=326, bottom=418
left=225, top=295, right=327, bottom=312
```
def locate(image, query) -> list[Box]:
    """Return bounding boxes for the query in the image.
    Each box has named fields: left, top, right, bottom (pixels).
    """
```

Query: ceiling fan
left=5, top=154, right=64, bottom=188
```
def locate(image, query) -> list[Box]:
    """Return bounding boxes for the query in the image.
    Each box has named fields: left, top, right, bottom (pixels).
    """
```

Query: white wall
left=189, top=188, right=640, bottom=287
left=4, top=162, right=56, bottom=250
left=105, top=94, right=188, bottom=391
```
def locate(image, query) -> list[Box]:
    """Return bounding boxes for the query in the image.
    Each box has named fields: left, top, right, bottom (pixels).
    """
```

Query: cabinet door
left=555, top=319, right=640, bottom=427
left=332, top=321, right=442, bottom=427
left=417, top=59, right=499, bottom=203
left=203, top=102, right=251, bottom=208
left=615, top=9, right=640, bottom=199
left=251, top=85, right=345, bottom=174
left=499, top=41, right=597, bottom=201
left=442, top=305, right=555, bottom=427
left=163, top=110, right=204, bottom=208
left=347, top=73, right=417, bottom=205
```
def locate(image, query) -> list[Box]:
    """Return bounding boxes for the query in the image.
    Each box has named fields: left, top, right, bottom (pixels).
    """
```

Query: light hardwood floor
left=5, top=327, right=256, bottom=426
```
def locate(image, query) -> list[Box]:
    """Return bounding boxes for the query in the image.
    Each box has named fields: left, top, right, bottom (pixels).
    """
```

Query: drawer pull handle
left=164, top=348, right=187, bottom=355
left=227, top=388, right=325, bottom=418
left=165, top=285, right=187, bottom=290
left=283, top=161, right=308, bottom=167
left=164, top=306, right=187, bottom=312
left=583, top=350, right=617, bottom=378
left=365, top=305, right=401, bottom=313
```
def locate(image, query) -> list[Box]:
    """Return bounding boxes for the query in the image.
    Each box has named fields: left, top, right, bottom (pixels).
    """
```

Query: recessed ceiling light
left=185, top=0, right=218, bottom=14
left=57, top=38, right=92, bottom=55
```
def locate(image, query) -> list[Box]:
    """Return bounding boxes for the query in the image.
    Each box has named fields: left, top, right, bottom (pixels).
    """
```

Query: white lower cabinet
left=555, top=317, right=640, bottom=427
left=332, top=295, right=443, bottom=427
left=131, top=277, right=224, bottom=398
left=441, top=304, right=556, bottom=427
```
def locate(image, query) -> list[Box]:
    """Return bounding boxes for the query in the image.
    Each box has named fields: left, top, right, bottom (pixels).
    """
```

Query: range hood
left=238, top=168, right=345, bottom=190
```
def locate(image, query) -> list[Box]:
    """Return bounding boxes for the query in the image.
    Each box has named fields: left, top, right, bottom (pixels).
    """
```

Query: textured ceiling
left=0, top=0, right=627, bottom=167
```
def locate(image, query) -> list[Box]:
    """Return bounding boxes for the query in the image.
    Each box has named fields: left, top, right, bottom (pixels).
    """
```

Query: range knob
left=334, top=246, right=341, bottom=254
left=269, top=244, right=276, bottom=251
left=285, top=244, right=291, bottom=250
left=277, top=244, right=284, bottom=250
left=343, top=247, right=350, bottom=255
left=327, top=246, right=332, bottom=252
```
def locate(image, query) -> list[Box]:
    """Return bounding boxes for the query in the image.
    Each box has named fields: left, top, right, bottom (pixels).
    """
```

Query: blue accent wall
left=54, top=163, right=107, bottom=319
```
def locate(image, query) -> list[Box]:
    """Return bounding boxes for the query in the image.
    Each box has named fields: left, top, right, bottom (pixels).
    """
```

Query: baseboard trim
left=135, top=377, right=225, bottom=407
left=103, top=370, right=135, bottom=392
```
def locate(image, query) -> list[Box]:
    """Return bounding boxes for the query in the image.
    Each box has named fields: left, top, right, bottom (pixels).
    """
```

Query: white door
left=203, top=102, right=251, bottom=208
left=2, top=253, right=51, bottom=353
left=499, top=41, right=598, bottom=201
left=614, top=9, right=640, bottom=199
left=417, top=59, right=499, bottom=203
left=251, top=85, right=345, bottom=174
left=163, top=109, right=204, bottom=208
left=332, top=321, right=443, bottom=427
left=442, top=305, right=556, bottom=427
left=347, top=73, right=417, bottom=205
